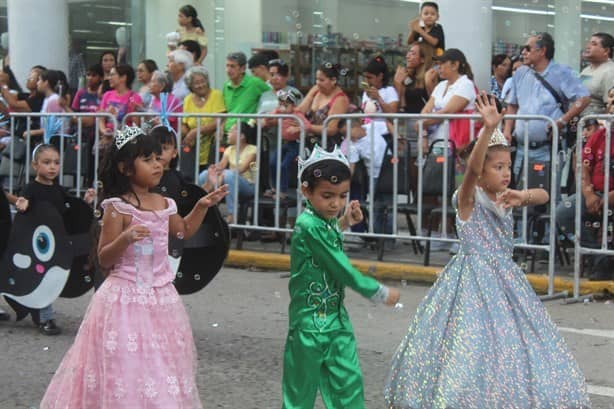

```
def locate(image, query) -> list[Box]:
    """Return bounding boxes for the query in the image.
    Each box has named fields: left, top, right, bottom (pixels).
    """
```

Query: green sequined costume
left=282, top=203, right=387, bottom=409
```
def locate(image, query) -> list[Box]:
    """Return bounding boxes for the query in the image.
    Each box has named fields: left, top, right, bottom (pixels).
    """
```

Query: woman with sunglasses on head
left=296, top=62, right=349, bottom=150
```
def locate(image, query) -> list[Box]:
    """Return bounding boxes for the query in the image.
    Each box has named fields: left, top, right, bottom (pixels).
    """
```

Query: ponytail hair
left=179, top=5, right=205, bottom=32
left=459, top=60, right=474, bottom=81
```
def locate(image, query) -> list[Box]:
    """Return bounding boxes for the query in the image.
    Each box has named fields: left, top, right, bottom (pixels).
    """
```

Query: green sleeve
left=303, top=224, right=380, bottom=299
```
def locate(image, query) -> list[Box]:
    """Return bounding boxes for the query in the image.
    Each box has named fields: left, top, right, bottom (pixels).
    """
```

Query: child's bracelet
left=523, top=189, right=533, bottom=206
left=370, top=285, right=390, bottom=304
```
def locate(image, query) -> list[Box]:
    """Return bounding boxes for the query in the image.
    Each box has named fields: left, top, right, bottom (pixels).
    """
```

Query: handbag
left=448, top=85, right=482, bottom=150
left=532, top=70, right=577, bottom=147
left=1, top=137, right=27, bottom=162
left=448, top=111, right=482, bottom=150
left=422, top=139, right=455, bottom=197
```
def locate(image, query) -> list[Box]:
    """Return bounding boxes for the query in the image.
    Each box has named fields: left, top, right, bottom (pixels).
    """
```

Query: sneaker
left=39, top=319, right=61, bottom=336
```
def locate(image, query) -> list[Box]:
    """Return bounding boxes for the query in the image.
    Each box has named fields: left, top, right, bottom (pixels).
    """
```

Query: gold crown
left=298, top=144, right=350, bottom=181
left=488, top=128, right=508, bottom=147
left=114, top=125, right=144, bottom=150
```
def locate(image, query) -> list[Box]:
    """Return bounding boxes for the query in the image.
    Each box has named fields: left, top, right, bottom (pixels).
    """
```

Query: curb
left=225, top=250, right=614, bottom=296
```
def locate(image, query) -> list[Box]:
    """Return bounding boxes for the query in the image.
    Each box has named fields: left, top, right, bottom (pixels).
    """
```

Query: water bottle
left=134, top=236, right=154, bottom=289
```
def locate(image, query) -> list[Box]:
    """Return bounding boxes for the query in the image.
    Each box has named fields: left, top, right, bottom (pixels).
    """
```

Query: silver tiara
left=297, top=144, right=350, bottom=181
left=115, top=125, right=144, bottom=150
left=488, top=128, right=508, bottom=147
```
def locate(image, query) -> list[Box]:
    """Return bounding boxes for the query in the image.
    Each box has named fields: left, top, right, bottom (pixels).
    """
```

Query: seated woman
left=147, top=70, right=183, bottom=131
left=296, top=63, right=349, bottom=150
left=417, top=48, right=477, bottom=152
left=182, top=66, right=226, bottom=170
left=199, top=122, right=257, bottom=223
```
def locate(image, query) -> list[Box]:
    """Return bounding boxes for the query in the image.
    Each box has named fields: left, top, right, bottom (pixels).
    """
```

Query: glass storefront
left=2, top=0, right=613, bottom=90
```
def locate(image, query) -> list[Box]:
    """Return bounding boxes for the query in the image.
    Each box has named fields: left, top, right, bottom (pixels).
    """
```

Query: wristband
left=523, top=189, right=533, bottom=206
left=370, top=285, right=390, bottom=304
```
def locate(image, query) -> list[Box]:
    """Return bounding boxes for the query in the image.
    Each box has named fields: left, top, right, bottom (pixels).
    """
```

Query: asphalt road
left=1, top=267, right=613, bottom=408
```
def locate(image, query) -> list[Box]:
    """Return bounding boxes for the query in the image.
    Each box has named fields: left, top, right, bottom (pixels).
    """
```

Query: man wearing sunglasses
left=503, top=32, right=590, bottom=184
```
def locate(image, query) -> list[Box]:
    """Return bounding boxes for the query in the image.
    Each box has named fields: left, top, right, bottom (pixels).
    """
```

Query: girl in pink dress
left=40, top=126, right=228, bottom=408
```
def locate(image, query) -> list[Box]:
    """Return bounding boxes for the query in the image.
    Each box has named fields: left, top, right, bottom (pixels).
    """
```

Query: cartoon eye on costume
left=32, top=225, right=55, bottom=262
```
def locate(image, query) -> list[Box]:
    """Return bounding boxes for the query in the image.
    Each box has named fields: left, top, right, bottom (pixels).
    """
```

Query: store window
left=261, top=0, right=415, bottom=101
left=493, top=0, right=614, bottom=70
left=68, top=0, right=145, bottom=69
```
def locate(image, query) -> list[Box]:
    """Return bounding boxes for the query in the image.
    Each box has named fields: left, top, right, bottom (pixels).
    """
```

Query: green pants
left=282, top=328, right=365, bottom=409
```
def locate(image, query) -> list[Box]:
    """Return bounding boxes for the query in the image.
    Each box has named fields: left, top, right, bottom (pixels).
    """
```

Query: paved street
left=1, top=267, right=613, bottom=408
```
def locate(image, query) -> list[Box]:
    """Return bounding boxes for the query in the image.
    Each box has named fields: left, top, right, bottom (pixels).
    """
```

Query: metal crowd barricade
left=322, top=112, right=563, bottom=298
left=569, top=115, right=613, bottom=303
left=5, top=112, right=117, bottom=206
left=122, top=112, right=306, bottom=233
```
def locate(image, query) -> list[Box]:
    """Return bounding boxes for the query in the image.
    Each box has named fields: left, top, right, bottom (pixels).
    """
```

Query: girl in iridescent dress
left=385, top=93, right=590, bottom=408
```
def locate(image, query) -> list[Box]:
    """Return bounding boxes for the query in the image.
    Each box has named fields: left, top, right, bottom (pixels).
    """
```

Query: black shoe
left=0, top=308, right=9, bottom=321
left=39, top=319, right=61, bottom=335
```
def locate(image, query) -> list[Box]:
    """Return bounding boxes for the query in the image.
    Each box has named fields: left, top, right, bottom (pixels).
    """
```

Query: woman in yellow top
left=177, top=5, right=208, bottom=64
left=199, top=123, right=257, bottom=223
left=182, top=66, right=226, bottom=170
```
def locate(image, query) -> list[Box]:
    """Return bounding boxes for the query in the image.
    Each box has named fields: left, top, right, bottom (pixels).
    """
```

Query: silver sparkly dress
left=384, top=189, right=590, bottom=409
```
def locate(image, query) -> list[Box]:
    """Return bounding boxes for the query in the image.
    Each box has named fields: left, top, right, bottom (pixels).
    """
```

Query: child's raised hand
left=198, top=184, right=229, bottom=208
left=385, top=287, right=401, bottom=306
left=495, top=189, right=524, bottom=209
left=123, top=224, right=151, bottom=244
left=344, top=200, right=363, bottom=226
left=474, top=91, right=505, bottom=129
left=15, top=197, right=28, bottom=212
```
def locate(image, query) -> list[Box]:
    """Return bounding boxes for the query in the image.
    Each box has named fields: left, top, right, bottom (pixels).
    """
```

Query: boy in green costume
left=282, top=145, right=400, bottom=409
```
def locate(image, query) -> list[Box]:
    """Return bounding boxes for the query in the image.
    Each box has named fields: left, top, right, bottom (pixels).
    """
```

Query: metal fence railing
left=2, top=111, right=611, bottom=301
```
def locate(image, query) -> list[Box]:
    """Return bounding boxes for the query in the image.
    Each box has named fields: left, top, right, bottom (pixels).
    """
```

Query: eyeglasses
left=268, top=58, right=287, bottom=67
left=522, top=45, right=540, bottom=52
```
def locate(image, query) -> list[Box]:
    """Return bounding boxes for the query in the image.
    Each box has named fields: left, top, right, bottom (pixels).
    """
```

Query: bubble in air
left=177, top=271, right=183, bottom=278
left=194, top=274, right=201, bottom=281
left=295, top=23, right=302, bottom=30
left=297, top=31, right=303, bottom=38
left=593, top=222, right=601, bottom=229
left=505, top=20, right=511, bottom=27
left=64, top=202, right=71, bottom=208
left=96, top=181, right=103, bottom=189
left=161, top=186, right=167, bottom=193
left=84, top=275, right=91, bottom=283
left=291, top=10, right=299, bottom=18
left=111, top=211, right=117, bottom=218
left=181, top=190, right=188, bottom=197
left=353, top=33, right=360, bottom=40
left=94, top=209, right=102, bottom=219
left=8, top=278, right=15, bottom=285
left=176, top=232, right=185, bottom=240
left=394, top=302, right=404, bottom=311
left=564, top=201, right=572, bottom=208
left=274, top=291, right=281, bottom=298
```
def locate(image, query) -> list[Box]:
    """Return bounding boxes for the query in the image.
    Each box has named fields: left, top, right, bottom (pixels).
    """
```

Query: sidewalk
left=225, top=233, right=614, bottom=296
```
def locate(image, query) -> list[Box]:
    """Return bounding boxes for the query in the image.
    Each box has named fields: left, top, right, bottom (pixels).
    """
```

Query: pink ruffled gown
left=40, top=198, right=202, bottom=409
